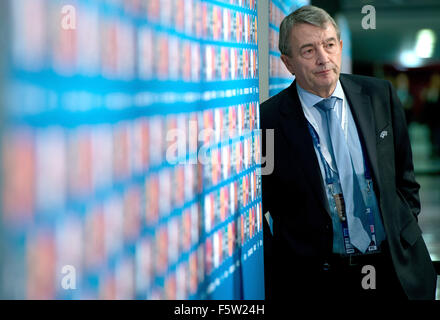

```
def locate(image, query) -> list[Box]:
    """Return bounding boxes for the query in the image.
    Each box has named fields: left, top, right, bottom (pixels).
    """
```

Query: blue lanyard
left=307, top=123, right=334, bottom=185
left=307, top=122, right=379, bottom=255
left=307, top=122, right=372, bottom=182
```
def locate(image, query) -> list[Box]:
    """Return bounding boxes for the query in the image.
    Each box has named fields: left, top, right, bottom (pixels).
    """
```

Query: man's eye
left=301, top=48, right=315, bottom=58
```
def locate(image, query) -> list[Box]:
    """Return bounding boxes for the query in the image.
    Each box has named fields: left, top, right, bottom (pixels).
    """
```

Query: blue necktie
left=315, top=97, right=371, bottom=253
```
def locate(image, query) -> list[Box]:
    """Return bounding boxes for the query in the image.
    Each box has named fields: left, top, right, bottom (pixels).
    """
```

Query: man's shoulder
left=260, top=85, right=292, bottom=108
left=340, top=73, right=391, bottom=92
left=259, top=84, right=294, bottom=127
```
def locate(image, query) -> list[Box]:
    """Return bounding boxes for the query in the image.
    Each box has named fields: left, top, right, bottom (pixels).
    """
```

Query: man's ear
left=280, top=54, right=295, bottom=75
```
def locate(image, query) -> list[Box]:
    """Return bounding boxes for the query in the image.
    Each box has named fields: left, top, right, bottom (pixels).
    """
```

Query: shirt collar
left=296, top=80, right=344, bottom=107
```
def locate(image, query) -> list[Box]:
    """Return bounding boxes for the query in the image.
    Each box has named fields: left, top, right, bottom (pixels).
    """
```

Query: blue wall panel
left=268, top=0, right=309, bottom=97
left=0, top=0, right=264, bottom=300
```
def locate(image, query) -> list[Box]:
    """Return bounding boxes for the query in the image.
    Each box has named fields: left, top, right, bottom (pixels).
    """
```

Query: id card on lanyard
left=307, top=122, right=380, bottom=255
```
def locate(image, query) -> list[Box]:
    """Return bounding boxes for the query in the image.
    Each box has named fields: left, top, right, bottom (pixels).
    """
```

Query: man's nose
left=315, top=46, right=329, bottom=65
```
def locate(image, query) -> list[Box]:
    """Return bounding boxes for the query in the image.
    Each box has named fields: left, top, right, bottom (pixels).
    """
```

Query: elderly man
left=261, top=5, right=436, bottom=300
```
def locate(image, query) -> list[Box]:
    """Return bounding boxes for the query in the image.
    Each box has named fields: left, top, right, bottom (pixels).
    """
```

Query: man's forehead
left=291, top=23, right=337, bottom=44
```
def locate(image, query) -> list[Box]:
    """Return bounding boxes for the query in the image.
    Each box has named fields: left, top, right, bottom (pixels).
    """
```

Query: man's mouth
left=315, top=69, right=331, bottom=75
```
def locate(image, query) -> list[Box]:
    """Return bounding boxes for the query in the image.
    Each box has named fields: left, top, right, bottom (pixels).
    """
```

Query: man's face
left=281, top=23, right=343, bottom=98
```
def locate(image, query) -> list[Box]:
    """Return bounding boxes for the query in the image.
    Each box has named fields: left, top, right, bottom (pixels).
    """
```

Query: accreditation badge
left=333, top=193, right=346, bottom=222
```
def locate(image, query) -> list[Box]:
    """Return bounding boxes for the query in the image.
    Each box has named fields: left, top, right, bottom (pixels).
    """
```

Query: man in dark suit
left=261, top=5, right=437, bottom=300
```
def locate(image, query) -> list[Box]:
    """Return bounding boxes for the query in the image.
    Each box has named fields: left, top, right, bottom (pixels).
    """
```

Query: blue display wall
left=0, top=0, right=263, bottom=300
left=268, top=0, right=309, bottom=97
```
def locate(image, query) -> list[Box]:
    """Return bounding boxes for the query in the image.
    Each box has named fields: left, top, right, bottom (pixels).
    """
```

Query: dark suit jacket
left=260, top=73, right=437, bottom=300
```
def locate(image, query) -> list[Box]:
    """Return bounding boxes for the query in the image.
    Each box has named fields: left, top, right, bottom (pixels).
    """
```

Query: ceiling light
left=399, top=50, right=421, bottom=68
left=415, top=29, right=436, bottom=58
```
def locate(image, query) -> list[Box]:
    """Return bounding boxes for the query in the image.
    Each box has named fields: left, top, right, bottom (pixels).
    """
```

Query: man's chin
left=314, top=79, right=337, bottom=89
left=314, top=73, right=337, bottom=82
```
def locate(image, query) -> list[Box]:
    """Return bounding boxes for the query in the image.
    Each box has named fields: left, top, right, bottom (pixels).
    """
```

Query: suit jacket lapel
left=340, top=74, right=382, bottom=196
left=278, top=81, right=331, bottom=218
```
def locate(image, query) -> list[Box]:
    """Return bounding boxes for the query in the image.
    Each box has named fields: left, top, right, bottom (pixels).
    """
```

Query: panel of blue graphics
left=1, top=0, right=264, bottom=299
left=268, top=0, right=308, bottom=97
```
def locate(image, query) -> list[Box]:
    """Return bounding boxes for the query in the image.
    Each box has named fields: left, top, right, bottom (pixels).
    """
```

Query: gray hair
left=279, top=5, right=340, bottom=56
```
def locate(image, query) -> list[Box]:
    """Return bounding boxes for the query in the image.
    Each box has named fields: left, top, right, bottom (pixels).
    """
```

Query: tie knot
left=315, top=97, right=338, bottom=112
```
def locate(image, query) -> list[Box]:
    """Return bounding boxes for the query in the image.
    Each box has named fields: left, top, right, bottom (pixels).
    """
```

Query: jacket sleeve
left=388, top=80, right=421, bottom=219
